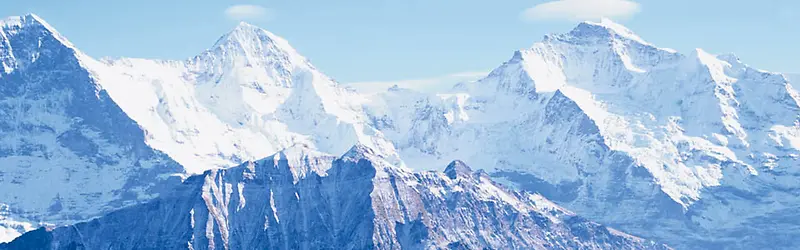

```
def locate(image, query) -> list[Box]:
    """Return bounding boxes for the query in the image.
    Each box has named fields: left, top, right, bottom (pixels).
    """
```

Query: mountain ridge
left=1, top=144, right=669, bottom=250
left=0, top=13, right=798, bottom=249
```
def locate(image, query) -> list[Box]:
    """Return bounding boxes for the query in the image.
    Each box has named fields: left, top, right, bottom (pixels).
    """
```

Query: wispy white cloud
left=521, top=0, right=641, bottom=22
left=224, top=4, right=273, bottom=21
left=345, top=71, right=489, bottom=94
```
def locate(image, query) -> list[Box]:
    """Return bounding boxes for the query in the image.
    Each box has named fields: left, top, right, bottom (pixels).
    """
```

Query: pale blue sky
left=3, top=0, right=798, bottom=83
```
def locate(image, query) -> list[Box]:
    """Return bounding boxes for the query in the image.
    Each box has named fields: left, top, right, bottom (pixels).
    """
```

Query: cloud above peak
left=224, top=4, right=273, bottom=21
left=521, top=0, right=640, bottom=22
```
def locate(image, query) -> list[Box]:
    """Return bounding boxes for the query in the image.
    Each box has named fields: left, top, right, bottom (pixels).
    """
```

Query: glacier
left=0, top=13, right=798, bottom=249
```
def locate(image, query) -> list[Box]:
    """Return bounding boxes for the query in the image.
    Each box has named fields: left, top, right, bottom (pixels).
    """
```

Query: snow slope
left=92, top=22, right=398, bottom=174
left=1, top=145, right=668, bottom=250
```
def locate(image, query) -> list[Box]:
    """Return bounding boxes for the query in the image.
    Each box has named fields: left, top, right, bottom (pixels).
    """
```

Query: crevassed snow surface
left=1, top=13, right=800, bottom=248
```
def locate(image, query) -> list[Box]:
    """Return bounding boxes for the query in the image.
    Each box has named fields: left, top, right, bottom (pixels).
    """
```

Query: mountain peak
left=341, top=144, right=377, bottom=160
left=22, top=13, right=47, bottom=25
left=560, top=18, right=648, bottom=45
left=444, top=160, right=473, bottom=180
left=201, top=21, right=308, bottom=70
left=0, top=13, right=81, bottom=74
left=1, top=13, right=73, bottom=47
left=234, top=21, right=258, bottom=29
left=2, top=13, right=46, bottom=27
left=226, top=21, right=273, bottom=37
left=215, top=21, right=297, bottom=55
left=584, top=18, right=637, bottom=36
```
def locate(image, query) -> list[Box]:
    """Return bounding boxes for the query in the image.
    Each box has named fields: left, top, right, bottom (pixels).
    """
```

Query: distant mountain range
left=1, top=13, right=799, bottom=249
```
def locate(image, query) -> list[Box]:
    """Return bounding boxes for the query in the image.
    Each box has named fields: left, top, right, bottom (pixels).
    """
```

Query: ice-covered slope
left=0, top=14, right=184, bottom=241
left=1, top=145, right=669, bottom=250
left=92, top=22, right=397, bottom=174
left=362, top=19, right=800, bottom=248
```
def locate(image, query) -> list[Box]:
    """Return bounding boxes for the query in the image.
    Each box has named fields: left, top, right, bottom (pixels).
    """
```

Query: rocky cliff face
left=0, top=14, right=184, bottom=241
left=1, top=145, right=667, bottom=250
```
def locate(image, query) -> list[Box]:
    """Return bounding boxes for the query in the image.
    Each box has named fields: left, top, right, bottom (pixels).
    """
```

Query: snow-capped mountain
left=362, top=19, right=800, bottom=249
left=1, top=145, right=668, bottom=250
left=1, top=12, right=798, bottom=249
left=0, top=16, right=402, bottom=242
left=0, top=14, right=185, bottom=242
left=94, top=22, right=397, bottom=173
